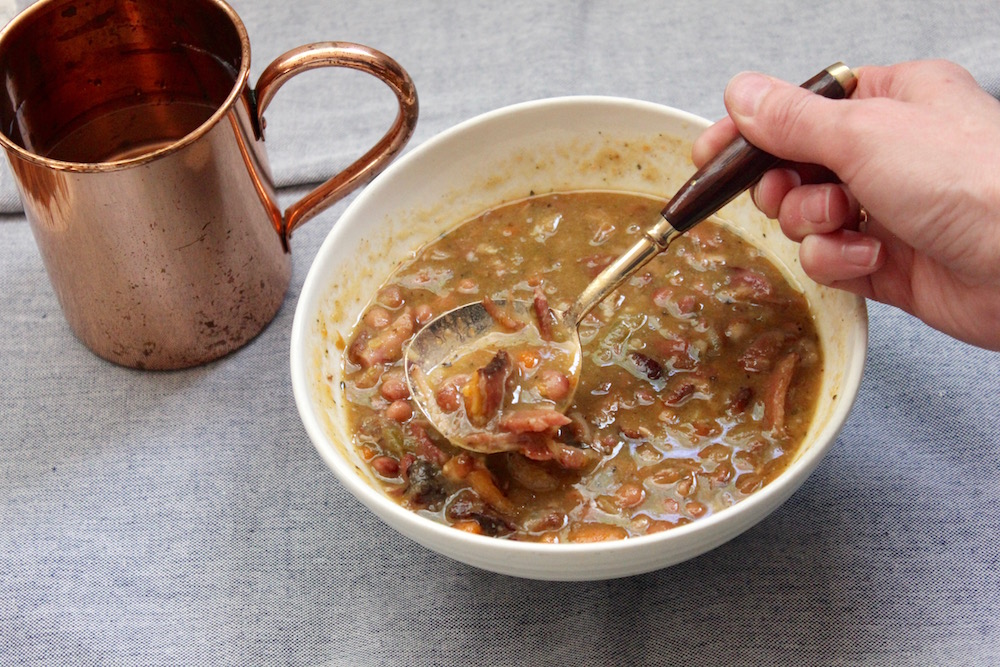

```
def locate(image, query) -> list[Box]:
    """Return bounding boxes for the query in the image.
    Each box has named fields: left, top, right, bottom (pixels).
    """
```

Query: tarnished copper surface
left=0, top=0, right=418, bottom=369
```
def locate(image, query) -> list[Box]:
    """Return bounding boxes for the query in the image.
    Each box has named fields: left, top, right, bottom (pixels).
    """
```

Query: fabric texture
left=2, top=1, right=999, bottom=665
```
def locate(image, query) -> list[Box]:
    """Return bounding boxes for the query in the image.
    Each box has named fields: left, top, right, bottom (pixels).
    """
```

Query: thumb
left=724, top=71, right=856, bottom=175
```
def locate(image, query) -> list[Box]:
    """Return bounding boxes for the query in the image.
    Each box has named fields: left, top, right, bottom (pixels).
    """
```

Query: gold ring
left=858, top=206, right=870, bottom=233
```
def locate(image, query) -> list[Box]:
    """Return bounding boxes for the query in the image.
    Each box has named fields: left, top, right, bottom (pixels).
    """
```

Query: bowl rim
left=290, top=94, right=869, bottom=566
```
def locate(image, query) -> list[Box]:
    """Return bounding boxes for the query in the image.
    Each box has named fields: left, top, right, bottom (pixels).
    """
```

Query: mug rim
left=0, top=0, right=252, bottom=173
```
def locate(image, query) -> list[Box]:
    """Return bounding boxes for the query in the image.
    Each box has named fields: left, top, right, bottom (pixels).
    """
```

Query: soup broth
left=341, top=191, right=822, bottom=542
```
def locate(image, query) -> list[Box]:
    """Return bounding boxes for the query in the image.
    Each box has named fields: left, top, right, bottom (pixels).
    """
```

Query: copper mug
left=0, top=0, right=418, bottom=369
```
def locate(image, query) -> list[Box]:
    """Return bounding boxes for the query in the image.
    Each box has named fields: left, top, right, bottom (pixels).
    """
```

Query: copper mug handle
left=253, top=42, right=419, bottom=245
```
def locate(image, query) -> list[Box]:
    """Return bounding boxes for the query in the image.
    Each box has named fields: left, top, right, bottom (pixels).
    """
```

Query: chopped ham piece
left=739, top=330, right=788, bottom=372
left=764, top=352, right=798, bottom=433
left=352, top=308, right=414, bottom=368
left=532, top=285, right=555, bottom=340
left=462, top=350, right=513, bottom=426
left=406, top=422, right=448, bottom=465
left=727, top=267, right=774, bottom=302
left=481, top=296, right=525, bottom=332
left=499, top=407, right=572, bottom=434
left=727, top=386, right=754, bottom=414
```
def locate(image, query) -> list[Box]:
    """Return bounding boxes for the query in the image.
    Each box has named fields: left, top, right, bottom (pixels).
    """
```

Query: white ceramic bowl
left=290, top=96, right=868, bottom=581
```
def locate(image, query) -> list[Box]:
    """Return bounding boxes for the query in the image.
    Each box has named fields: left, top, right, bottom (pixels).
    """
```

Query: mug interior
left=0, top=0, right=246, bottom=164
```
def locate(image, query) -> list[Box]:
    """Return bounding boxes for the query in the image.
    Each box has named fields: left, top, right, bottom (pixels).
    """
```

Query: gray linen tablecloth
left=2, top=1, right=999, bottom=665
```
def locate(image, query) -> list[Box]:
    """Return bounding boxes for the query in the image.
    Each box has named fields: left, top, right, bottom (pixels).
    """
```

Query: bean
left=442, top=453, right=475, bottom=482
left=435, top=378, right=463, bottom=413
left=353, top=366, right=383, bottom=389
left=524, top=512, right=566, bottom=533
left=698, top=443, right=732, bottom=462
left=384, top=399, right=413, bottom=422
left=377, top=285, right=404, bottom=308
left=596, top=495, right=619, bottom=514
left=568, top=522, right=628, bottom=543
left=676, top=474, right=696, bottom=497
left=379, top=370, right=410, bottom=401
left=736, top=472, right=762, bottom=495
left=370, top=455, right=400, bottom=478
left=686, top=501, right=708, bottom=519
left=451, top=520, right=483, bottom=535
left=614, top=482, right=645, bottom=509
left=414, top=303, right=434, bottom=326
left=365, top=307, right=392, bottom=329
left=709, top=462, right=734, bottom=486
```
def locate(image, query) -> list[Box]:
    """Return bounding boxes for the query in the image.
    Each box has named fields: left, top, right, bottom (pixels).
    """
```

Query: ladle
left=405, top=63, right=857, bottom=453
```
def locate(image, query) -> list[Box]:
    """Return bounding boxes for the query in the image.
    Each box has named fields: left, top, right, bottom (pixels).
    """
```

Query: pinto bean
left=686, top=501, right=708, bottom=519
left=708, top=461, right=735, bottom=486
left=537, top=369, right=571, bottom=402
left=377, top=285, right=404, bottom=308
left=435, top=376, right=465, bottom=413
left=614, top=482, right=645, bottom=509
left=379, top=370, right=410, bottom=401
left=698, top=443, right=732, bottom=462
left=676, top=474, right=696, bottom=497
left=364, top=306, right=392, bottom=328
left=451, top=520, right=484, bottom=534
left=735, top=472, right=763, bottom=495
left=523, top=512, right=566, bottom=533
left=370, top=455, right=400, bottom=478
left=413, top=303, right=435, bottom=326
left=442, top=453, right=475, bottom=482
left=384, top=399, right=413, bottom=422
left=568, top=522, right=628, bottom=543
left=662, top=381, right=696, bottom=406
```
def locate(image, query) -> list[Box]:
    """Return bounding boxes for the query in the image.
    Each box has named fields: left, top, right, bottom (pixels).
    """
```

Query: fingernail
left=727, top=72, right=773, bottom=119
left=841, top=233, right=883, bottom=269
left=800, top=190, right=829, bottom=224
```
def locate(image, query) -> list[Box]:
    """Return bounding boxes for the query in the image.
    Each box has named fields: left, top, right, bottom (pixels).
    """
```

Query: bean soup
left=342, top=191, right=822, bottom=542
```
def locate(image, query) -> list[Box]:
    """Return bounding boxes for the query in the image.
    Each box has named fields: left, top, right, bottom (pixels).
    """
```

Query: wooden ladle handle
left=657, top=62, right=857, bottom=237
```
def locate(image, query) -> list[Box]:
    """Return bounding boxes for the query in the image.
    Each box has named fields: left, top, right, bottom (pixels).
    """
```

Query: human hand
left=692, top=60, right=1000, bottom=350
